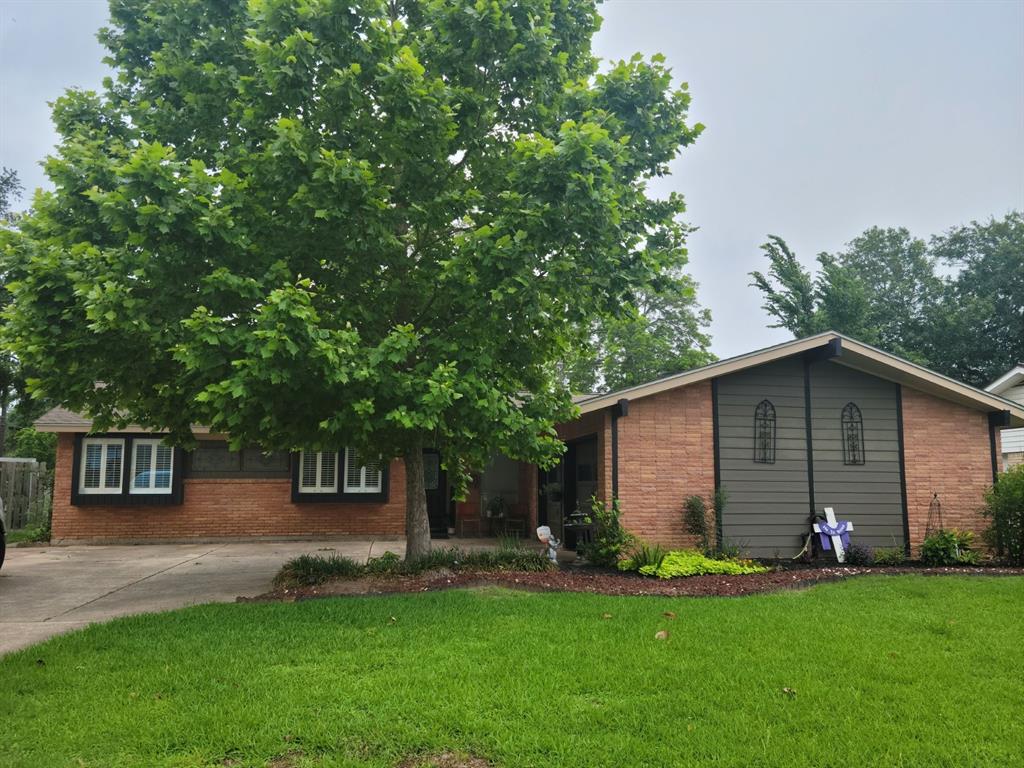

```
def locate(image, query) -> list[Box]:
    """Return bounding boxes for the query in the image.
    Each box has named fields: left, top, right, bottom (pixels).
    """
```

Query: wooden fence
left=0, top=459, right=53, bottom=530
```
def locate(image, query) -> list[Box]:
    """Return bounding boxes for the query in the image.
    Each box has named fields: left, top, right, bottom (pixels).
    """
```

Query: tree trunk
left=0, top=396, right=8, bottom=457
left=403, top=439, right=432, bottom=562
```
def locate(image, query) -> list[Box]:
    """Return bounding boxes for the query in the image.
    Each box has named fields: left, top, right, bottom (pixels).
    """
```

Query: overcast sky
left=2, top=0, right=1022, bottom=357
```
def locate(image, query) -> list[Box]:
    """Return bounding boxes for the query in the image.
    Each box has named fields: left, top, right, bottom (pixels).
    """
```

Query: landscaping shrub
left=983, top=464, right=1024, bottom=565
left=617, top=542, right=666, bottom=573
left=643, top=549, right=768, bottom=579
left=872, top=546, right=905, bottom=566
left=274, top=554, right=363, bottom=586
left=275, top=547, right=553, bottom=587
left=581, top=497, right=635, bottom=567
left=920, top=529, right=980, bottom=566
left=683, top=495, right=710, bottom=553
left=843, top=543, right=873, bottom=566
left=377, top=547, right=552, bottom=575
left=365, top=551, right=402, bottom=574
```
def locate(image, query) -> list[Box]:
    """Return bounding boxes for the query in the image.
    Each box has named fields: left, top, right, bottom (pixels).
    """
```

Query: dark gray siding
left=810, top=362, right=905, bottom=550
left=717, top=358, right=811, bottom=558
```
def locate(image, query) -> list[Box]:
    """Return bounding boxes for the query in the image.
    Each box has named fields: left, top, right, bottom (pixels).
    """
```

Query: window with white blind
left=79, top=438, right=126, bottom=494
left=299, top=450, right=339, bottom=493
left=343, top=448, right=382, bottom=493
left=130, top=439, right=175, bottom=494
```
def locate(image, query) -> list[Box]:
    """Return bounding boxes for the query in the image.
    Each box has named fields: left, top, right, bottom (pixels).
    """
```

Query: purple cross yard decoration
left=813, top=507, right=855, bottom=563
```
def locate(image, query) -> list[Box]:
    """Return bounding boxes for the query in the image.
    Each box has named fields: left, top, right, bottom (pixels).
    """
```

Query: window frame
left=298, top=450, right=339, bottom=494
left=342, top=447, right=383, bottom=494
left=71, top=433, right=184, bottom=507
left=78, top=437, right=126, bottom=495
left=129, top=438, right=176, bottom=495
left=291, top=448, right=389, bottom=503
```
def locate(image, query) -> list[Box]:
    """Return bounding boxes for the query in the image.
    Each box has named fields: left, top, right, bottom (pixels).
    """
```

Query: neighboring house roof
left=576, top=331, right=1024, bottom=427
left=986, top=364, right=1024, bottom=400
left=987, top=364, right=1024, bottom=457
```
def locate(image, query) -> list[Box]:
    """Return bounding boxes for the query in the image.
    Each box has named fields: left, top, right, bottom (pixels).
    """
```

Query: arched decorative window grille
left=753, top=400, right=776, bottom=464
left=841, top=402, right=865, bottom=465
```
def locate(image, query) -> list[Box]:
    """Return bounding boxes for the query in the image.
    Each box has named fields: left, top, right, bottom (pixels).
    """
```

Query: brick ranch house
left=37, top=332, right=1024, bottom=557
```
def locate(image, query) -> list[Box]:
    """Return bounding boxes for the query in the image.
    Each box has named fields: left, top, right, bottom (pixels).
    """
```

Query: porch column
left=519, top=461, right=539, bottom=535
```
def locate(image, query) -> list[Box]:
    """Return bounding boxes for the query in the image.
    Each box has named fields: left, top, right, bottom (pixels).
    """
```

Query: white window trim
left=129, top=438, right=175, bottom=495
left=343, top=448, right=382, bottom=494
left=79, top=438, right=126, bottom=495
left=299, top=450, right=339, bottom=493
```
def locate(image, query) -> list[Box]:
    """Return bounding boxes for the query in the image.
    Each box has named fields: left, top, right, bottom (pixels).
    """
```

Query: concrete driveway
left=0, top=538, right=405, bottom=655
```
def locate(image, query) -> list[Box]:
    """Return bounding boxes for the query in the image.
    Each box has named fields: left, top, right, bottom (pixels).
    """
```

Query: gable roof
left=33, top=332, right=1024, bottom=433
left=986, top=365, right=1024, bottom=399
left=34, top=406, right=213, bottom=434
left=576, top=331, right=1024, bottom=427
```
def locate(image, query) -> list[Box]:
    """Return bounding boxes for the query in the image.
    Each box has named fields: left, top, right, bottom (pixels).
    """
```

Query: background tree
left=566, top=267, right=713, bottom=393
left=751, top=215, right=1022, bottom=388
left=0, top=167, right=22, bottom=220
left=749, top=235, right=821, bottom=338
left=0, top=166, right=26, bottom=453
left=751, top=228, right=939, bottom=362
left=924, top=212, right=1024, bottom=387
left=2, top=0, right=703, bottom=558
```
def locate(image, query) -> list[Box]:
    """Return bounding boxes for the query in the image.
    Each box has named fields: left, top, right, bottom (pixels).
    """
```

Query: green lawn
left=2, top=577, right=1022, bottom=767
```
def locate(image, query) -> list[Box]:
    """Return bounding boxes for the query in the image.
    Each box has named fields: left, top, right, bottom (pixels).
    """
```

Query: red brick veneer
left=50, top=433, right=406, bottom=543
left=901, top=386, right=997, bottom=554
left=613, top=382, right=716, bottom=548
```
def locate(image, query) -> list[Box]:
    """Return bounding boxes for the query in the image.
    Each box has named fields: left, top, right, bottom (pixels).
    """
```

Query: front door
left=423, top=450, right=449, bottom=538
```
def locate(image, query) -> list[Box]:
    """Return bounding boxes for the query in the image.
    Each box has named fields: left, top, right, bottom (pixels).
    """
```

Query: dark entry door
left=423, top=450, right=449, bottom=538
left=562, top=437, right=598, bottom=548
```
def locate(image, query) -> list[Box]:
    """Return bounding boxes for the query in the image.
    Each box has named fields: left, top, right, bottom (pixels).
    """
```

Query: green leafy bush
left=843, top=543, right=873, bottom=566
left=581, top=498, right=635, bottom=567
left=643, top=549, right=768, bottom=579
left=983, top=464, right=1024, bottom=565
left=683, top=495, right=709, bottom=552
left=364, top=551, right=402, bottom=574
left=872, top=546, right=905, bottom=566
left=920, top=529, right=979, bottom=566
left=617, top=542, right=666, bottom=573
left=6, top=523, right=51, bottom=544
left=12, top=428, right=57, bottom=467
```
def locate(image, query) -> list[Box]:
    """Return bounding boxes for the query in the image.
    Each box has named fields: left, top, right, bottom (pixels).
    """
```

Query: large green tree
left=2, top=0, right=702, bottom=558
left=751, top=215, right=1022, bottom=388
left=751, top=228, right=941, bottom=362
left=924, top=213, right=1024, bottom=387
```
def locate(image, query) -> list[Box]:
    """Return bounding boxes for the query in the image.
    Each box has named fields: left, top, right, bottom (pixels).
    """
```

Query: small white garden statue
left=536, top=526, right=559, bottom=563
left=813, top=506, right=854, bottom=563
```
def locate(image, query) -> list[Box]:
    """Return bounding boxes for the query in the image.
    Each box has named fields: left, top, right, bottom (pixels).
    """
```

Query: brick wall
left=51, top=433, right=406, bottom=543
left=901, top=386, right=997, bottom=554
left=613, top=382, right=716, bottom=548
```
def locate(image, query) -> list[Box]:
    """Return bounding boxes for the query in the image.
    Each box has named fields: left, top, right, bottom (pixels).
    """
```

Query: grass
left=1, top=576, right=1022, bottom=767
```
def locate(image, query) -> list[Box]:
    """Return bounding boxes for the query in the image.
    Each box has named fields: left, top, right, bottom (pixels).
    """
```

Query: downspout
left=611, top=398, right=629, bottom=501
left=988, top=411, right=1010, bottom=485
left=711, top=378, right=722, bottom=546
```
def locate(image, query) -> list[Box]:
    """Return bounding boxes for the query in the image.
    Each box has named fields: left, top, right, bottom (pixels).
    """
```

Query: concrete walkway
left=0, top=538, right=412, bottom=655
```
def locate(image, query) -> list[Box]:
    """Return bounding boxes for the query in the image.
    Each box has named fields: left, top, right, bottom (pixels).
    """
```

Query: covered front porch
left=427, top=439, right=600, bottom=550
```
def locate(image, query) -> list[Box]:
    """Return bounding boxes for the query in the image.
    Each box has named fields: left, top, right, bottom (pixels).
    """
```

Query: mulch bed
left=243, top=564, right=1024, bottom=603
